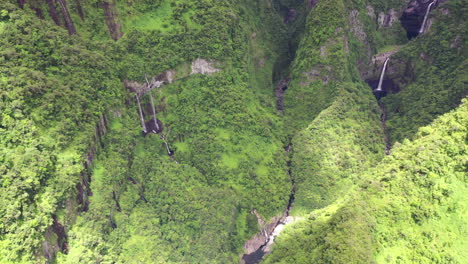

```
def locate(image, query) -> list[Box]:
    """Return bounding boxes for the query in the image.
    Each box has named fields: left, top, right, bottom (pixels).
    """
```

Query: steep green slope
left=382, top=0, right=468, bottom=144
left=1, top=0, right=466, bottom=263
left=266, top=0, right=468, bottom=262
left=284, top=0, right=386, bottom=213
left=1, top=0, right=297, bottom=263
left=265, top=99, right=467, bottom=263
left=0, top=3, right=123, bottom=262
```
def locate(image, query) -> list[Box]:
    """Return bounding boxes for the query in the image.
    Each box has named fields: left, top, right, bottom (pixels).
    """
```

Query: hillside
left=0, top=0, right=466, bottom=263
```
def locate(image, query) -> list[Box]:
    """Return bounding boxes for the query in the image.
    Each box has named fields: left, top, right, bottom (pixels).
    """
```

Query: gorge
left=0, top=0, right=466, bottom=264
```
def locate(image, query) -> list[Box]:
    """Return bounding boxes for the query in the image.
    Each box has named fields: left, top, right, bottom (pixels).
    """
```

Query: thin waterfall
left=375, top=58, right=390, bottom=92
left=149, top=92, right=160, bottom=132
left=419, top=1, right=436, bottom=34
left=135, top=94, right=147, bottom=133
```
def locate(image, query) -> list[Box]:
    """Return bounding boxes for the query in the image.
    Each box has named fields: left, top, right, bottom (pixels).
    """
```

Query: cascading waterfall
left=149, top=92, right=160, bottom=132
left=374, top=58, right=390, bottom=92
left=135, top=94, right=147, bottom=133
left=419, top=0, right=436, bottom=34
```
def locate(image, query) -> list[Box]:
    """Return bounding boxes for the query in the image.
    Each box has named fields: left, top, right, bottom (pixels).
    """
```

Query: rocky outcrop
left=275, top=78, right=290, bottom=112
left=307, top=0, right=319, bottom=9
left=349, top=10, right=368, bottom=43
left=42, top=215, right=68, bottom=262
left=400, top=0, right=441, bottom=38
left=102, top=0, right=123, bottom=40
left=75, top=0, right=85, bottom=21
left=56, top=0, right=76, bottom=35
left=190, top=58, right=221, bottom=75
left=242, top=210, right=287, bottom=255
left=378, top=8, right=399, bottom=27
left=46, top=0, right=61, bottom=26
left=124, top=69, right=176, bottom=96
left=17, top=0, right=26, bottom=8
left=349, top=9, right=373, bottom=78
left=125, top=59, right=220, bottom=95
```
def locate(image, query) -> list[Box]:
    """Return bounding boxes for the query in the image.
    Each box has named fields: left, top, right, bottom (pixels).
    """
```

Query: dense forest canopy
left=0, top=0, right=466, bottom=263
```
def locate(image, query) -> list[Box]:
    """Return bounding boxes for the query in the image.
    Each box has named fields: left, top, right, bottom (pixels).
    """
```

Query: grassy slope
left=265, top=99, right=467, bottom=263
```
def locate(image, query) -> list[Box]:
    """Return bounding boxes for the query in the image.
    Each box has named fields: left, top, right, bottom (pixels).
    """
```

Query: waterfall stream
left=419, top=1, right=436, bottom=34
left=149, top=92, right=160, bottom=132
left=135, top=94, right=147, bottom=133
left=375, top=58, right=390, bottom=92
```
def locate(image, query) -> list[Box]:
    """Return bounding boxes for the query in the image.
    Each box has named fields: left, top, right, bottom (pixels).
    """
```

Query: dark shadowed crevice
left=102, top=0, right=123, bottom=40
left=400, top=0, right=440, bottom=39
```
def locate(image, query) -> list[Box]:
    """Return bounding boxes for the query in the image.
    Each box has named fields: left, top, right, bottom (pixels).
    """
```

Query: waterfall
left=135, top=94, right=147, bottom=133
left=375, top=58, right=390, bottom=92
left=149, top=92, right=160, bottom=132
left=419, top=1, right=436, bottom=34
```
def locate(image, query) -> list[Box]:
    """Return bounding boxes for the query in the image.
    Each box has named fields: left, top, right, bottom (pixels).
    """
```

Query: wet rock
left=349, top=10, right=367, bottom=43
left=284, top=8, right=297, bottom=24
left=242, top=210, right=285, bottom=255
left=42, top=216, right=68, bottom=262
left=450, top=35, right=463, bottom=49
left=276, top=78, right=290, bottom=112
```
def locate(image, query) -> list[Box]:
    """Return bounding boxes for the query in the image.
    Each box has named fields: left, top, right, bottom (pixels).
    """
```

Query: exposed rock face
left=366, top=5, right=376, bottom=20
left=378, top=8, right=399, bottom=27
left=102, top=0, right=123, bottom=40
left=75, top=0, right=85, bottom=21
left=368, top=49, right=405, bottom=80
left=307, top=0, right=319, bottom=9
left=349, top=10, right=368, bottom=43
left=190, top=58, right=221, bottom=75
left=42, top=216, right=68, bottom=262
left=124, top=69, right=177, bottom=95
left=275, top=78, right=290, bottom=112
left=242, top=210, right=286, bottom=255
left=284, top=8, right=297, bottom=24
left=349, top=9, right=373, bottom=77
left=46, top=0, right=61, bottom=26
left=17, top=0, right=26, bottom=8
left=372, top=49, right=401, bottom=67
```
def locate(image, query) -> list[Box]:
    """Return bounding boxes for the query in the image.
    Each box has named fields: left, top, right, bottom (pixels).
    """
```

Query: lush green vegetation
left=382, top=0, right=468, bottom=144
left=266, top=0, right=467, bottom=262
left=1, top=0, right=296, bottom=262
left=265, top=99, right=467, bottom=263
left=0, top=3, right=123, bottom=262
left=283, top=0, right=388, bottom=213
left=0, top=0, right=466, bottom=263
